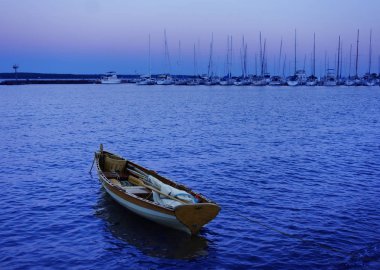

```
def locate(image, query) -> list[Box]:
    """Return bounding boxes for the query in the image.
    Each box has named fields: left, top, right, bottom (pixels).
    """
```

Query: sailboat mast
left=349, top=44, right=352, bottom=78
left=263, top=39, right=267, bottom=75
left=337, top=36, right=341, bottom=80
left=148, top=34, right=151, bottom=77
left=207, top=33, right=214, bottom=77
left=368, top=29, right=372, bottom=74
left=230, top=36, right=233, bottom=78
left=279, top=38, right=283, bottom=76
left=224, top=35, right=230, bottom=76
left=239, top=36, right=243, bottom=77
left=355, top=29, right=359, bottom=78
left=313, top=33, right=316, bottom=76
left=178, top=40, right=181, bottom=76
left=244, top=43, right=248, bottom=78
left=340, top=41, right=343, bottom=79
left=193, top=43, right=196, bottom=77
left=163, top=29, right=171, bottom=75
left=260, top=32, right=263, bottom=76
left=294, top=29, right=297, bottom=74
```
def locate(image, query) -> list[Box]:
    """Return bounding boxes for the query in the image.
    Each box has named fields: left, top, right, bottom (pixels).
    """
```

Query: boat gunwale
left=96, top=150, right=213, bottom=204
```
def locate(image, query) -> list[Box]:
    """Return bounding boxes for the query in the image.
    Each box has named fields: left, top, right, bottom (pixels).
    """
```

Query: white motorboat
left=323, top=69, right=337, bottom=86
left=157, top=75, right=174, bottom=85
left=100, top=71, right=121, bottom=84
left=101, top=72, right=122, bottom=84
left=287, top=75, right=299, bottom=86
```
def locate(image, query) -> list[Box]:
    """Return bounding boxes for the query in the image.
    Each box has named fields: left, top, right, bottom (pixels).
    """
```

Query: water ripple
left=0, top=85, right=379, bottom=269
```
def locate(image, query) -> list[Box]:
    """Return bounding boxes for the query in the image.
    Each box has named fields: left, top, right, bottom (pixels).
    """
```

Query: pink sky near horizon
left=0, top=0, right=379, bottom=76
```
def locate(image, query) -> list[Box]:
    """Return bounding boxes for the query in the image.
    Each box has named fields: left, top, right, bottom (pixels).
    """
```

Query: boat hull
left=287, top=80, right=299, bottom=86
left=102, top=180, right=191, bottom=233
left=101, top=80, right=122, bottom=84
left=306, top=81, right=317, bottom=86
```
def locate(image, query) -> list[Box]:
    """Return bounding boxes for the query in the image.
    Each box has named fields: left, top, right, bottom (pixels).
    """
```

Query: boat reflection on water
left=94, top=190, right=209, bottom=259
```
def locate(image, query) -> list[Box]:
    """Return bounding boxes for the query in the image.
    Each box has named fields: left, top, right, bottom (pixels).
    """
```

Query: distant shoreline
left=1, top=72, right=379, bottom=86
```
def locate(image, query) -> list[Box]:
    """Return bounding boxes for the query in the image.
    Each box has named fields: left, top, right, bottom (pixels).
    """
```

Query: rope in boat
left=224, top=207, right=351, bottom=256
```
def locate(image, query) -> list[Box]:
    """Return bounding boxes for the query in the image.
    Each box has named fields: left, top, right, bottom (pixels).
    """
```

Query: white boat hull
left=345, top=80, right=354, bottom=86
left=287, top=80, right=299, bottom=86
left=101, top=79, right=122, bottom=84
left=103, top=183, right=191, bottom=234
left=306, top=81, right=317, bottom=86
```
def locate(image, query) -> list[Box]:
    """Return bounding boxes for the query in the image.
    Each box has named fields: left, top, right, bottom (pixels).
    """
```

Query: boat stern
left=174, top=203, right=221, bottom=235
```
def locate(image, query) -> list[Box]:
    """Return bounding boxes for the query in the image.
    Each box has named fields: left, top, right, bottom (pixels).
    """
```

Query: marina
left=1, top=72, right=379, bottom=86
left=1, top=29, right=379, bottom=87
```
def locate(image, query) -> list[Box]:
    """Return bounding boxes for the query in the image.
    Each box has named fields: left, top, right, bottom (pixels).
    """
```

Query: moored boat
left=156, top=74, right=174, bottom=85
left=344, top=77, right=355, bottom=86
left=286, top=75, right=299, bottom=86
left=101, top=72, right=122, bottom=84
left=269, top=76, right=283, bottom=86
left=323, top=69, right=337, bottom=86
left=95, top=145, right=220, bottom=234
left=306, top=75, right=318, bottom=86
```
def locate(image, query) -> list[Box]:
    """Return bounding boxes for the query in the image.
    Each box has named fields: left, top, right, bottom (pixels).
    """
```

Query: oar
left=126, top=164, right=151, bottom=179
left=128, top=175, right=188, bottom=204
left=126, top=168, right=147, bottom=180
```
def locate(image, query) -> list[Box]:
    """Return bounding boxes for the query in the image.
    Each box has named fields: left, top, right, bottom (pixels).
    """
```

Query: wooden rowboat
left=95, top=145, right=220, bottom=235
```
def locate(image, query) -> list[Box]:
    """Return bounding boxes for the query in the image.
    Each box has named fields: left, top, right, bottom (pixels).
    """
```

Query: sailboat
left=187, top=44, right=200, bottom=85
left=157, top=30, right=174, bottom=85
left=336, top=35, right=342, bottom=85
left=345, top=44, right=355, bottom=86
left=220, top=35, right=235, bottom=85
left=204, top=33, right=220, bottom=85
left=353, top=29, right=362, bottom=86
left=174, top=41, right=188, bottom=85
left=323, top=68, right=337, bottom=86
left=234, top=36, right=251, bottom=86
left=137, top=34, right=156, bottom=85
left=306, top=33, right=318, bottom=86
left=363, top=29, right=376, bottom=86
left=253, top=33, right=268, bottom=86
left=287, top=30, right=299, bottom=86
left=269, top=38, right=285, bottom=86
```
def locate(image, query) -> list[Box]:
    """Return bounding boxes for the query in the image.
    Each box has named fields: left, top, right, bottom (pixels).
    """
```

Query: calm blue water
left=0, top=84, right=379, bottom=269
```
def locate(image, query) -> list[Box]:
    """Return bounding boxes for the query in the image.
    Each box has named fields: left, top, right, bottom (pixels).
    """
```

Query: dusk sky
left=1, top=0, right=379, bottom=76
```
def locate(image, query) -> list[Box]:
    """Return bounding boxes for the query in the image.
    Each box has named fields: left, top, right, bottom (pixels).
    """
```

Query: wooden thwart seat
left=110, top=178, right=150, bottom=195
left=123, top=186, right=151, bottom=195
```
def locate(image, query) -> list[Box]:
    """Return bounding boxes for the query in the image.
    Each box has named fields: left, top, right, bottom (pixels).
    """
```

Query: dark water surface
left=1, top=84, right=379, bottom=269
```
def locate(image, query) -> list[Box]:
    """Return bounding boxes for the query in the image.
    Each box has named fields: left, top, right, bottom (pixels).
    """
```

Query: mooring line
left=89, top=154, right=95, bottom=174
left=225, top=207, right=351, bottom=256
